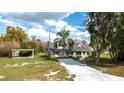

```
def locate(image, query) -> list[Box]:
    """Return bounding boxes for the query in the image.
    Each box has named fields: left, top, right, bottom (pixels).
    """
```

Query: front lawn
left=100, top=53, right=111, bottom=59
left=0, top=54, right=74, bottom=81
left=85, top=54, right=124, bottom=78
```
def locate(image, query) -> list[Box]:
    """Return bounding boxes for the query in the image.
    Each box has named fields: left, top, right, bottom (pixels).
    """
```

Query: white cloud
left=45, top=20, right=56, bottom=26
left=69, top=30, right=90, bottom=44
left=45, top=19, right=78, bottom=32
left=65, top=25, right=77, bottom=31
left=74, top=30, right=90, bottom=37
left=56, top=21, right=68, bottom=28
left=0, top=18, right=27, bottom=31
left=45, top=19, right=90, bottom=43
left=0, top=12, right=72, bottom=25
left=45, top=20, right=69, bottom=32
left=0, top=19, right=17, bottom=26
left=45, top=20, right=68, bottom=27
left=27, top=25, right=56, bottom=42
left=0, top=12, right=90, bottom=43
left=83, top=30, right=90, bottom=37
left=31, top=20, right=90, bottom=42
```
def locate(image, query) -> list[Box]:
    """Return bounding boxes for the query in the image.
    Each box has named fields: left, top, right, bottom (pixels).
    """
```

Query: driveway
left=58, top=59, right=124, bottom=81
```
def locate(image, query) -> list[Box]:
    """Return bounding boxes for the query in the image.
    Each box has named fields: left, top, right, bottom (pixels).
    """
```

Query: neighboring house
left=50, top=41, right=93, bottom=58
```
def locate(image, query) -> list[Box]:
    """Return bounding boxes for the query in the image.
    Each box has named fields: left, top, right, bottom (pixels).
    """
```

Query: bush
left=0, top=41, right=20, bottom=57
left=19, top=51, right=32, bottom=57
left=20, top=41, right=37, bottom=53
left=118, top=52, right=124, bottom=61
left=71, top=56, right=80, bottom=61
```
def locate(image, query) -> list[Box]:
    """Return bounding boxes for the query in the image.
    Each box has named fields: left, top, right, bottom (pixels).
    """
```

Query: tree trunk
left=109, top=49, right=118, bottom=63
left=96, top=51, right=100, bottom=64
left=93, top=51, right=96, bottom=58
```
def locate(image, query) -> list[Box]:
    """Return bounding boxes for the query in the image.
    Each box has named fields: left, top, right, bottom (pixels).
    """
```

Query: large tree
left=107, top=13, right=124, bottom=62
left=6, top=26, right=29, bottom=43
left=87, top=12, right=109, bottom=63
left=54, top=30, right=74, bottom=49
left=87, top=12, right=124, bottom=63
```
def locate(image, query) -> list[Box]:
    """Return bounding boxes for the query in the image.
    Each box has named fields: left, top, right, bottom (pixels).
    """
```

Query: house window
left=76, top=51, right=81, bottom=55
left=87, top=52, right=90, bottom=55
left=54, top=51, right=59, bottom=55
left=66, top=51, right=73, bottom=56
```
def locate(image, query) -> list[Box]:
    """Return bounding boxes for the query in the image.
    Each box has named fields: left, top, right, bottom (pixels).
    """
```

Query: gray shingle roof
left=72, top=44, right=92, bottom=52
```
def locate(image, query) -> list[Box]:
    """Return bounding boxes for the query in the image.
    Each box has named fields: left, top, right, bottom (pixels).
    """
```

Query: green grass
left=85, top=54, right=111, bottom=65
left=85, top=53, right=124, bottom=78
left=95, top=66, right=124, bottom=77
left=85, top=56, right=96, bottom=65
left=100, top=54, right=111, bottom=59
left=0, top=54, right=74, bottom=81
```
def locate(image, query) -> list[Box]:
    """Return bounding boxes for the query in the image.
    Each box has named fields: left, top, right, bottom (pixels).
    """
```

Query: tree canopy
left=54, top=29, right=74, bottom=50
left=87, top=12, right=124, bottom=63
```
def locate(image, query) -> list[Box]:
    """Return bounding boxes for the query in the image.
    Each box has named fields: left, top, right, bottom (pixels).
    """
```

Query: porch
left=49, top=48, right=92, bottom=58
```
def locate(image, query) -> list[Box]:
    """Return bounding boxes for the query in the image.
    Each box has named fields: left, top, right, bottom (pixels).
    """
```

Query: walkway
left=58, top=59, right=124, bottom=81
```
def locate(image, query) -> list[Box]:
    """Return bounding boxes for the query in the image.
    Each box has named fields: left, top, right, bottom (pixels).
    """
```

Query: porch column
left=32, top=49, right=34, bottom=58
left=89, top=52, right=92, bottom=56
left=85, top=52, right=88, bottom=57
left=81, top=52, right=85, bottom=58
left=64, top=51, right=66, bottom=56
left=73, top=51, right=76, bottom=57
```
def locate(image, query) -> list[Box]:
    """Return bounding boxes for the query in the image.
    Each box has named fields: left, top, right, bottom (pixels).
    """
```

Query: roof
left=50, top=43, right=93, bottom=52
left=50, top=48, right=69, bottom=51
left=72, top=44, right=92, bottom=52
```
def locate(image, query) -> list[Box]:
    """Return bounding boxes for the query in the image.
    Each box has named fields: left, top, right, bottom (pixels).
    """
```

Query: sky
left=0, top=12, right=90, bottom=43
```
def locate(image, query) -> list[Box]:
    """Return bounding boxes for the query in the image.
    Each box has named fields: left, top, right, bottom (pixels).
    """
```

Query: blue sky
left=63, top=12, right=87, bottom=27
left=0, top=12, right=90, bottom=43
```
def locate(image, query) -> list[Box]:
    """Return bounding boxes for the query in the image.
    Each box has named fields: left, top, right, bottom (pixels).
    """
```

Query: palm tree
left=54, top=29, right=74, bottom=56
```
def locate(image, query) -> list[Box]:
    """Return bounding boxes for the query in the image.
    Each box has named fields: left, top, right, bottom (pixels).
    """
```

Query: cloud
left=45, top=19, right=90, bottom=42
left=45, top=19, right=68, bottom=31
left=45, top=19, right=78, bottom=32
left=0, top=12, right=72, bottom=25
left=65, top=25, right=77, bottom=31
left=0, top=18, right=18, bottom=26
left=27, top=25, right=56, bottom=42
left=82, top=30, right=90, bottom=37
left=0, top=18, right=27, bottom=31
left=0, top=12, right=90, bottom=43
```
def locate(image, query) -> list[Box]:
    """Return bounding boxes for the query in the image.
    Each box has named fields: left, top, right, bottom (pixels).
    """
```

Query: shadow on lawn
left=39, top=54, right=58, bottom=62
left=86, top=56, right=124, bottom=68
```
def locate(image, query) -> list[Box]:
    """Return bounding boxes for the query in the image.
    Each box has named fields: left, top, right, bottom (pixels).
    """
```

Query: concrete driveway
left=58, top=59, right=124, bottom=81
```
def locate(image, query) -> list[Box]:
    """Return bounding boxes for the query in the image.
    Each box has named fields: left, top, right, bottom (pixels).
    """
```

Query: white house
left=49, top=43, right=93, bottom=58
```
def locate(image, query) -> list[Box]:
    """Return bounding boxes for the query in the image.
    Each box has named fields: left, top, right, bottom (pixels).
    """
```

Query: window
left=76, top=51, right=81, bottom=55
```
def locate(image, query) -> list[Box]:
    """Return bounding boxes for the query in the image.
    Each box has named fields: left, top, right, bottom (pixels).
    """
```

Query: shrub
left=20, top=41, right=37, bottom=53
left=118, top=52, right=124, bottom=61
left=71, top=56, right=80, bottom=61
left=0, top=41, right=20, bottom=57
left=19, top=51, right=32, bottom=57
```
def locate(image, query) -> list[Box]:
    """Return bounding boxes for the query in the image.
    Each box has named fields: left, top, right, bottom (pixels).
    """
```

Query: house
left=49, top=41, right=93, bottom=58
left=72, top=43, right=93, bottom=58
